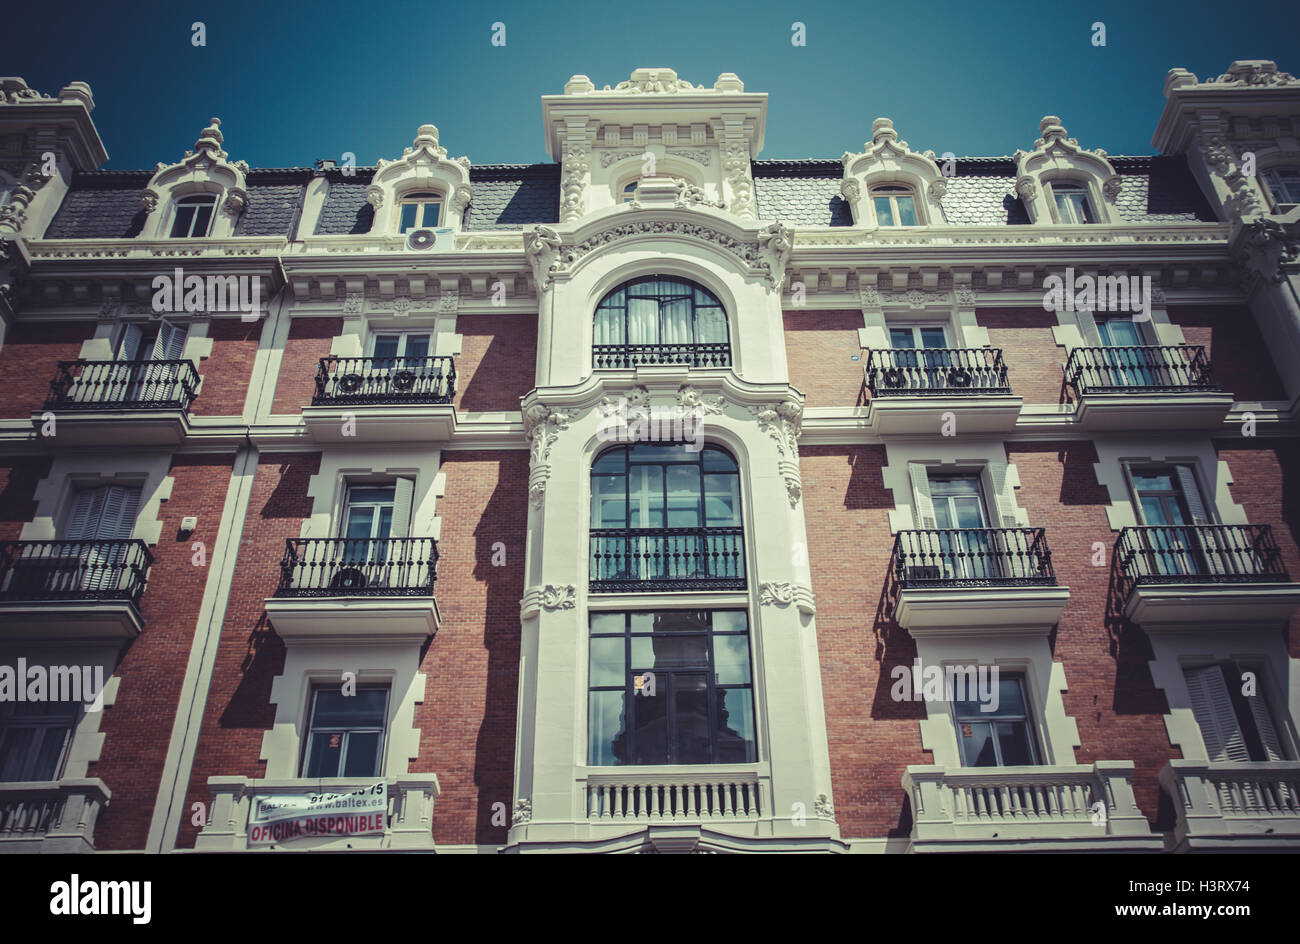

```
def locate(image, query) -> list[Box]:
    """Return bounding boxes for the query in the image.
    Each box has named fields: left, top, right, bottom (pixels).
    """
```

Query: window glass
left=170, top=195, right=216, bottom=238
left=587, top=611, right=756, bottom=766
left=593, top=277, right=730, bottom=366
left=953, top=673, right=1037, bottom=767
left=303, top=688, right=388, bottom=778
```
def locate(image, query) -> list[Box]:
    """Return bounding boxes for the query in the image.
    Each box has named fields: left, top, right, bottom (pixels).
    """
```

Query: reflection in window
left=588, top=610, right=756, bottom=766
left=397, top=192, right=442, bottom=233
left=302, top=687, right=388, bottom=777
left=592, top=277, right=730, bottom=368
left=953, top=673, right=1038, bottom=767
left=1050, top=181, right=1095, bottom=224
left=872, top=185, right=918, bottom=226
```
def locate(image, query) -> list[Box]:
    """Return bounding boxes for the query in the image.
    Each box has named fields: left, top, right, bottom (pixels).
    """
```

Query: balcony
left=593, top=343, right=731, bottom=370
left=866, top=348, right=1022, bottom=435
left=0, top=540, right=152, bottom=639
left=589, top=527, right=745, bottom=593
left=1064, top=345, right=1233, bottom=431
left=193, top=775, right=440, bottom=852
left=1116, top=524, right=1300, bottom=627
left=35, top=359, right=200, bottom=445
left=1160, top=760, right=1300, bottom=852
left=263, top=537, right=440, bottom=643
left=302, top=355, right=457, bottom=443
left=0, top=779, right=112, bottom=853
left=903, top=762, right=1160, bottom=852
left=890, top=528, right=1070, bottom=634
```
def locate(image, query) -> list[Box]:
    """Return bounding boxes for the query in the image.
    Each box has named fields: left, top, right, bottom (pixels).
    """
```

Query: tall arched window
left=593, top=277, right=731, bottom=369
left=590, top=442, right=744, bottom=591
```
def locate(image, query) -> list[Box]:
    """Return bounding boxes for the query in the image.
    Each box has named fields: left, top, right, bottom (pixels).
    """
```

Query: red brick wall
left=0, top=321, right=97, bottom=418
left=414, top=451, right=527, bottom=846
left=1168, top=305, right=1286, bottom=401
left=270, top=318, right=341, bottom=414
left=977, top=308, right=1066, bottom=404
left=454, top=315, right=537, bottom=413
left=178, top=449, right=525, bottom=850
left=1214, top=439, right=1300, bottom=650
left=0, top=456, right=51, bottom=541
left=1006, top=441, right=1177, bottom=828
left=191, top=319, right=261, bottom=416
left=89, top=453, right=239, bottom=849
left=783, top=310, right=866, bottom=407
left=802, top=444, right=926, bottom=839
left=176, top=452, right=317, bottom=848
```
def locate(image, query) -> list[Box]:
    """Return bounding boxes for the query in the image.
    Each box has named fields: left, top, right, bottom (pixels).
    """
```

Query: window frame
left=951, top=671, right=1041, bottom=767
left=0, top=700, right=80, bottom=783
left=592, top=276, right=731, bottom=363
left=1262, top=167, right=1300, bottom=209
left=395, top=191, right=443, bottom=234
left=299, top=684, right=391, bottom=779
left=586, top=610, right=757, bottom=767
left=169, top=194, right=217, bottom=238
left=1049, top=180, right=1097, bottom=225
left=870, top=184, right=921, bottom=227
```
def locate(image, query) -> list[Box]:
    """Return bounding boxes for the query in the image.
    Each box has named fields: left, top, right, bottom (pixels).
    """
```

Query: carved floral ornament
left=1233, top=217, right=1300, bottom=288
left=524, top=219, right=793, bottom=291
left=139, top=118, right=249, bottom=227
left=563, top=69, right=745, bottom=95
left=365, top=124, right=472, bottom=227
left=1013, top=116, right=1121, bottom=222
left=1199, top=130, right=1263, bottom=220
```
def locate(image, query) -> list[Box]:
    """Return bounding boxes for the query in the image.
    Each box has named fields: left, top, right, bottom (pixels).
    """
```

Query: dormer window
left=396, top=192, right=442, bottom=233
left=170, top=195, right=217, bottom=238
left=871, top=185, right=919, bottom=227
left=1263, top=168, right=1300, bottom=210
left=1050, top=181, right=1095, bottom=224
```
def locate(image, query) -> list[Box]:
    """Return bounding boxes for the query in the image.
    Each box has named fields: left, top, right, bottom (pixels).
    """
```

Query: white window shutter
left=908, top=464, right=936, bottom=529
left=986, top=462, right=1020, bottom=527
left=1075, top=310, right=1102, bottom=346
left=390, top=476, right=415, bottom=538
left=116, top=324, right=143, bottom=361
left=1245, top=681, right=1286, bottom=762
left=97, top=485, right=141, bottom=540
left=65, top=487, right=102, bottom=540
left=1185, top=665, right=1251, bottom=763
left=152, top=320, right=189, bottom=361
left=1174, top=465, right=1210, bottom=525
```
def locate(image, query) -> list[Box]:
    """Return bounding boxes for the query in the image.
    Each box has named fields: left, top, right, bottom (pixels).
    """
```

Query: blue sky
left=10, top=0, right=1300, bottom=170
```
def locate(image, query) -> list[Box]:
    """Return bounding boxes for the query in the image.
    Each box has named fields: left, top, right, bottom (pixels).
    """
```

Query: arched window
left=590, top=442, right=744, bottom=591
left=1049, top=181, right=1096, bottom=224
left=396, top=191, right=442, bottom=233
left=593, top=277, right=730, bottom=369
left=170, top=194, right=217, bottom=238
left=871, top=185, right=919, bottom=226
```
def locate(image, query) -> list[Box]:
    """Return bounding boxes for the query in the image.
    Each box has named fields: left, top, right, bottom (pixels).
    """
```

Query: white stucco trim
left=20, top=452, right=174, bottom=546
left=881, top=441, right=1029, bottom=533
left=300, top=446, right=443, bottom=543
left=1089, top=437, right=1245, bottom=531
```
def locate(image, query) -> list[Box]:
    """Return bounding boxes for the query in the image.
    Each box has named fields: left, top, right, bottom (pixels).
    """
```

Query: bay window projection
left=590, top=443, right=744, bottom=591
left=592, top=277, right=730, bottom=368
left=587, top=610, right=756, bottom=766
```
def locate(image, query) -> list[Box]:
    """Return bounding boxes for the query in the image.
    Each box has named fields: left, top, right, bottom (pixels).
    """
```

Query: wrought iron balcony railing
left=1116, top=524, right=1289, bottom=589
left=891, top=528, right=1057, bottom=588
left=274, top=537, right=438, bottom=597
left=46, top=360, right=200, bottom=411
left=866, top=348, right=1011, bottom=397
left=592, top=343, right=732, bottom=370
left=1064, top=345, right=1218, bottom=395
left=0, top=540, right=152, bottom=605
left=590, top=527, right=745, bottom=592
left=313, top=356, right=456, bottom=406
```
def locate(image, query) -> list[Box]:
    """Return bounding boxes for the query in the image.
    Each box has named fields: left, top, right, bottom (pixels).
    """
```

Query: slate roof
left=752, top=160, right=852, bottom=226
left=39, top=154, right=1216, bottom=239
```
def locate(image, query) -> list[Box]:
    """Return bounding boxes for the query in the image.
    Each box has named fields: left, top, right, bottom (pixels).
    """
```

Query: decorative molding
left=675, top=384, right=725, bottom=415
left=841, top=118, right=948, bottom=226
left=138, top=118, right=248, bottom=237
left=954, top=285, right=976, bottom=308
left=666, top=147, right=710, bottom=166
left=721, top=140, right=756, bottom=220
left=1233, top=217, right=1300, bottom=289
left=814, top=794, right=835, bottom=818
left=1014, top=117, right=1121, bottom=224
left=366, top=124, right=472, bottom=233
left=342, top=292, right=364, bottom=314
left=758, top=580, right=816, bottom=615
left=524, top=403, right=571, bottom=506
left=1199, top=131, right=1264, bottom=220
left=560, top=140, right=591, bottom=223
left=438, top=288, right=460, bottom=313
left=1210, top=60, right=1300, bottom=87
left=601, top=68, right=706, bottom=94
left=541, top=585, right=576, bottom=610
left=512, top=798, right=532, bottom=825
left=525, top=219, right=789, bottom=290
left=749, top=399, right=804, bottom=506
left=599, top=149, right=642, bottom=168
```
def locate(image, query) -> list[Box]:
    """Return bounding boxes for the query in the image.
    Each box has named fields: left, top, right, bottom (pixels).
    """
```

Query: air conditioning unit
left=405, top=227, right=453, bottom=251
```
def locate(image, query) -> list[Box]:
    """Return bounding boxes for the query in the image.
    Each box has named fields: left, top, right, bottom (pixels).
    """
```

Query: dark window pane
left=996, top=721, right=1035, bottom=766
left=632, top=634, right=708, bottom=671
left=305, top=732, right=341, bottom=777
left=0, top=727, right=36, bottom=781
left=631, top=689, right=669, bottom=765
left=673, top=675, right=712, bottom=764
left=342, top=732, right=381, bottom=777
left=646, top=611, right=709, bottom=633
left=701, top=447, right=737, bottom=472
left=717, top=688, right=756, bottom=762
left=311, top=689, right=387, bottom=727
left=959, top=721, right=997, bottom=766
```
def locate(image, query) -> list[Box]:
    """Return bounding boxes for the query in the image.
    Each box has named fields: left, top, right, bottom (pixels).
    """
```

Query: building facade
left=0, top=62, right=1298, bottom=853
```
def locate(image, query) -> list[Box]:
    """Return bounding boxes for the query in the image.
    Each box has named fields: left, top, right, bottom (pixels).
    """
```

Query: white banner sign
left=248, top=781, right=387, bottom=845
